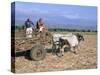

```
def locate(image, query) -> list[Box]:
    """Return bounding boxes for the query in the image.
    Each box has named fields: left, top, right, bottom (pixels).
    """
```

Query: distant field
left=50, top=31, right=97, bottom=35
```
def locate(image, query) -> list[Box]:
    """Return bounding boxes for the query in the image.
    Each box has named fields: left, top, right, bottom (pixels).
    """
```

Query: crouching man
left=24, top=18, right=34, bottom=38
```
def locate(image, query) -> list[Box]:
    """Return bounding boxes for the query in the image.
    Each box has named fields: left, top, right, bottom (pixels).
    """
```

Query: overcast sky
left=12, top=1, right=97, bottom=29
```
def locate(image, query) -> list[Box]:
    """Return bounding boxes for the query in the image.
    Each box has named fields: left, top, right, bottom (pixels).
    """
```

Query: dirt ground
left=12, top=34, right=97, bottom=73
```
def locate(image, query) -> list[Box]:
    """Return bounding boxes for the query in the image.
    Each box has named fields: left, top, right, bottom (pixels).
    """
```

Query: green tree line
left=14, top=25, right=97, bottom=32
left=48, top=28, right=97, bottom=32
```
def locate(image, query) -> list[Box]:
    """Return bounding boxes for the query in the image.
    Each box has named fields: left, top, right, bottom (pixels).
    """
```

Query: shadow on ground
left=12, top=47, right=70, bottom=60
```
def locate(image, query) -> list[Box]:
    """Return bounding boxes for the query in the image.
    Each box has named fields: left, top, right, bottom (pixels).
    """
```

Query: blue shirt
left=25, top=20, right=34, bottom=28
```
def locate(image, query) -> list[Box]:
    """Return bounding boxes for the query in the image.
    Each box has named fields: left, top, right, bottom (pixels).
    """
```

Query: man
left=36, top=18, right=45, bottom=32
left=25, top=18, right=34, bottom=38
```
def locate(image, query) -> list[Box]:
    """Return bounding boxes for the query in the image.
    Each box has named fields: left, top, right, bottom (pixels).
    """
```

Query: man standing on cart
left=24, top=18, right=34, bottom=38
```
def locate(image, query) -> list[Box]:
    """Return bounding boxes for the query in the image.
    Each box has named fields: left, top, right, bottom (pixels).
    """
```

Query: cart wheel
left=30, top=44, right=46, bottom=61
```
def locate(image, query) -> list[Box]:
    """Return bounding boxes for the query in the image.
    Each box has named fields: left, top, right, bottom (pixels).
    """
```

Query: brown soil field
left=12, top=34, right=97, bottom=73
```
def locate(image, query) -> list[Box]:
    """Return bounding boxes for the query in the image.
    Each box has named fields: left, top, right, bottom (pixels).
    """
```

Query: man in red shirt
left=36, top=18, right=45, bottom=32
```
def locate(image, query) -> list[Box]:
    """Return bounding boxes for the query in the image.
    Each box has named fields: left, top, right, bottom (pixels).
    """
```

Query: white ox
left=52, top=33, right=84, bottom=56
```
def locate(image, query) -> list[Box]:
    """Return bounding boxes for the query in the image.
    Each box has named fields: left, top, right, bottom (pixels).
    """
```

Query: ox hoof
left=73, top=51, right=78, bottom=54
left=56, top=53, right=64, bottom=57
left=71, top=51, right=78, bottom=54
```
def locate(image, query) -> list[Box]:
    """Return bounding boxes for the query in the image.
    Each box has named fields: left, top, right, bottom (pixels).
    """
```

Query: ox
left=52, top=33, right=84, bottom=56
